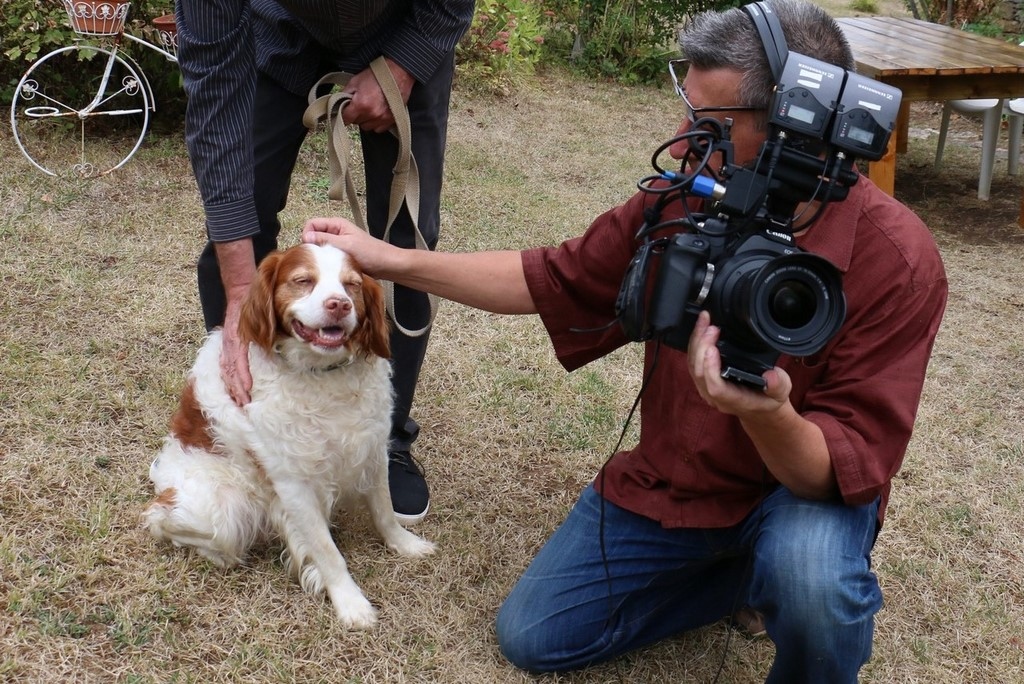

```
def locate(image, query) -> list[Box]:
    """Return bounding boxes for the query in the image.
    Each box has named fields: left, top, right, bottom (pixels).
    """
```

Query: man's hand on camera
left=688, top=311, right=793, bottom=416
left=690, top=311, right=835, bottom=498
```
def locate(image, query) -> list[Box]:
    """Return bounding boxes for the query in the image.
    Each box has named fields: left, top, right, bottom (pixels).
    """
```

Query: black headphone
left=742, top=1, right=789, bottom=82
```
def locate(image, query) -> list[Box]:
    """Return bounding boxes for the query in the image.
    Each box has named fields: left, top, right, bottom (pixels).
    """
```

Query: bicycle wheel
left=10, top=44, right=151, bottom=178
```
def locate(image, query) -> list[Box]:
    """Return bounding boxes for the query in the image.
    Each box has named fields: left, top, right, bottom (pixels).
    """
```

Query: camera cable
left=593, top=339, right=663, bottom=683
left=592, top=341, right=771, bottom=684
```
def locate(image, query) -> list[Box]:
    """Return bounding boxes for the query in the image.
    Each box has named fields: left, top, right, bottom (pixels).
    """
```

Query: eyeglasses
left=668, top=59, right=763, bottom=123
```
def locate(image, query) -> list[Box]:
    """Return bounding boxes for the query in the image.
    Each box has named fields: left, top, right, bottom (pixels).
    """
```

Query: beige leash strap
left=302, top=57, right=438, bottom=337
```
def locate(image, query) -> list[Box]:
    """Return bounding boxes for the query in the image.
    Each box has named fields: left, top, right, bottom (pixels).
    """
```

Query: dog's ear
left=353, top=274, right=391, bottom=360
left=239, top=251, right=283, bottom=352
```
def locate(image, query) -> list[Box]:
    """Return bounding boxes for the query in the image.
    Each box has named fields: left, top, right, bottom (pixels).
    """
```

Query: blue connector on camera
left=660, top=171, right=724, bottom=200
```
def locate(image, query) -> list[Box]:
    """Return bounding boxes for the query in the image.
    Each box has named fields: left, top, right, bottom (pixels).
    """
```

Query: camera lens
left=708, top=249, right=846, bottom=358
left=767, top=279, right=817, bottom=329
left=748, top=254, right=846, bottom=356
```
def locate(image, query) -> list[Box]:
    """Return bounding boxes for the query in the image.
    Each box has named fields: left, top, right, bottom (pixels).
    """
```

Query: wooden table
left=836, top=16, right=1024, bottom=223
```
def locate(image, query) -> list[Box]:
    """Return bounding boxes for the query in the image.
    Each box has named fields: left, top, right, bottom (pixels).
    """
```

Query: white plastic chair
left=934, top=42, right=1024, bottom=200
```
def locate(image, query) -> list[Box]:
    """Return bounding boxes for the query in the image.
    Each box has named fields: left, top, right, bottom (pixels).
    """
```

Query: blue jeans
left=496, top=485, right=882, bottom=682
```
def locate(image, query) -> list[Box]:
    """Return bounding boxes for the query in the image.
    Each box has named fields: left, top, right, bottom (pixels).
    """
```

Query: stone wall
left=993, top=0, right=1024, bottom=36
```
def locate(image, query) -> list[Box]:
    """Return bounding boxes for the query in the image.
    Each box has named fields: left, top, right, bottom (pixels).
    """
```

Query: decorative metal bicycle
left=9, top=0, right=179, bottom=177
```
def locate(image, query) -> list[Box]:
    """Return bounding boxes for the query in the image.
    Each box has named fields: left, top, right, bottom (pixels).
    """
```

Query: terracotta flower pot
left=151, top=14, right=178, bottom=56
left=63, top=0, right=131, bottom=36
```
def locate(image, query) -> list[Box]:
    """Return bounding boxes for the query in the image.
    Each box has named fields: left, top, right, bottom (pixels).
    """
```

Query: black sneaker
left=388, top=450, right=430, bottom=525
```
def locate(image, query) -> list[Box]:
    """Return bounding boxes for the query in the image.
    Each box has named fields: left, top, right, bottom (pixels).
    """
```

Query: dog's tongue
left=293, top=321, right=347, bottom=349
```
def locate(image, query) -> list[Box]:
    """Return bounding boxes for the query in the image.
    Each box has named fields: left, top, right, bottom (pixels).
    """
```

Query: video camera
left=615, top=2, right=901, bottom=389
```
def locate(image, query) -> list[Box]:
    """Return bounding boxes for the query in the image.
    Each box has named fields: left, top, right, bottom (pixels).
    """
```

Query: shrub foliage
left=2, top=0, right=179, bottom=108
left=6, top=0, right=1013, bottom=120
left=903, top=0, right=1003, bottom=25
left=2, top=0, right=732, bottom=105
left=458, top=0, right=743, bottom=89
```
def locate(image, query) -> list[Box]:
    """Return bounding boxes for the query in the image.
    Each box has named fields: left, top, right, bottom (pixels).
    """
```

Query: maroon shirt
left=522, top=176, right=947, bottom=528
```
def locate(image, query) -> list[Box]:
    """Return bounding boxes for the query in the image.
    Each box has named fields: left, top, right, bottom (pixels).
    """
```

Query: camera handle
left=718, top=340, right=777, bottom=389
left=648, top=233, right=712, bottom=345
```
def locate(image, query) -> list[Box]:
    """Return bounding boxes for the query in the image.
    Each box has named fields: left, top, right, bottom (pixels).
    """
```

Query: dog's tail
left=143, top=438, right=268, bottom=568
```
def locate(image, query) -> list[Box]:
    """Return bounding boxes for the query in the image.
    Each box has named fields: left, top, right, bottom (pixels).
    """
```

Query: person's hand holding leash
left=341, top=58, right=415, bottom=134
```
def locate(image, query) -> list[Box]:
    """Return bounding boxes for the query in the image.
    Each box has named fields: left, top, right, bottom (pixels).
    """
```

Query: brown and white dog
left=143, top=243, right=434, bottom=629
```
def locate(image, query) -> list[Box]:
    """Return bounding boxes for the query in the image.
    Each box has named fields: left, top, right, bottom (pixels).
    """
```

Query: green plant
left=456, top=1, right=741, bottom=90
left=560, top=0, right=740, bottom=86
left=456, top=0, right=552, bottom=92
left=1, top=2, right=65, bottom=65
left=849, top=0, right=879, bottom=13
left=572, top=0, right=681, bottom=85
left=903, top=0, right=999, bottom=25
left=963, top=18, right=1005, bottom=36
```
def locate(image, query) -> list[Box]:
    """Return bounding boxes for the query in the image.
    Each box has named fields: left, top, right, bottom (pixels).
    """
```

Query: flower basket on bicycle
left=63, top=0, right=131, bottom=36
left=151, top=15, right=178, bottom=59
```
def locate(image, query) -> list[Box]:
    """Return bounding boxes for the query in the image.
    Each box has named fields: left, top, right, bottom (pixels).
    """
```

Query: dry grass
left=2, top=50, right=1024, bottom=684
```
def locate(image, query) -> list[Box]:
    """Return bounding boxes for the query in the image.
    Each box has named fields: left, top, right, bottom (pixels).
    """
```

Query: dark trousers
left=197, top=54, right=455, bottom=451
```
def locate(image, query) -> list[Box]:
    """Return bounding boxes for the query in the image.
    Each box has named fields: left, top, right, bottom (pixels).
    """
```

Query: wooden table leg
left=896, top=101, right=910, bottom=155
left=865, top=101, right=908, bottom=197
left=868, top=131, right=897, bottom=196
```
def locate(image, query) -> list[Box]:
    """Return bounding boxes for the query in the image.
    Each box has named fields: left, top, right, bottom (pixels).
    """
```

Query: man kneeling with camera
left=304, top=0, right=947, bottom=680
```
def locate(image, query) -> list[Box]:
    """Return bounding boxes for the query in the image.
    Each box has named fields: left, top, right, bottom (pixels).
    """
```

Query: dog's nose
left=324, top=296, right=352, bottom=315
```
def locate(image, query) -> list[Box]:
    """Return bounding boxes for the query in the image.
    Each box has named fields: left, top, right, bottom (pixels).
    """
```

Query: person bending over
left=175, top=0, right=474, bottom=524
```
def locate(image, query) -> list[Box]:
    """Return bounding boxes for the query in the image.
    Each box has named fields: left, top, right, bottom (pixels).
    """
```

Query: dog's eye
left=292, top=275, right=314, bottom=287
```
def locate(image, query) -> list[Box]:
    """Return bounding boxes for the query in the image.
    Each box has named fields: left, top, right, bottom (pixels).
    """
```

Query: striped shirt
left=175, top=0, right=473, bottom=242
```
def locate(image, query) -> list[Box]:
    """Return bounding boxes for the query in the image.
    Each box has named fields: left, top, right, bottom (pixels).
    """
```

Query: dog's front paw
left=387, top=528, right=436, bottom=558
left=332, top=591, right=379, bottom=630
